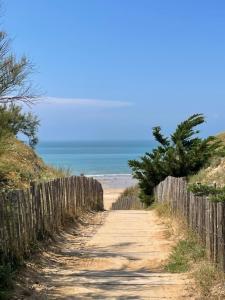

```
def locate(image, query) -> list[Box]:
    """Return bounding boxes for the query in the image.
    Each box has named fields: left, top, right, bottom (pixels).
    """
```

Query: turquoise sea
left=36, top=140, right=154, bottom=176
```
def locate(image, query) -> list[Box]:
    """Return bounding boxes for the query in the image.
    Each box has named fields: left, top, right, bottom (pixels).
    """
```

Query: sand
left=93, top=174, right=137, bottom=209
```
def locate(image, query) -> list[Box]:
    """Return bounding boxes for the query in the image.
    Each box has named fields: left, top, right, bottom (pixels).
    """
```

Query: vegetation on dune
left=0, top=137, right=69, bottom=191
left=0, top=104, right=39, bottom=148
left=216, top=132, right=225, bottom=144
left=129, top=114, right=224, bottom=205
left=188, top=183, right=225, bottom=202
left=154, top=203, right=203, bottom=274
left=154, top=202, right=225, bottom=298
left=187, top=132, right=225, bottom=202
left=193, top=262, right=225, bottom=297
left=117, top=185, right=140, bottom=200
left=0, top=103, right=71, bottom=190
left=188, top=133, right=225, bottom=186
left=165, top=236, right=205, bottom=273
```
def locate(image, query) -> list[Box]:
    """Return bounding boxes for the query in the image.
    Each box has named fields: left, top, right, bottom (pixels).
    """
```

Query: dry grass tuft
left=154, top=202, right=225, bottom=298
left=193, top=262, right=225, bottom=297
left=117, top=185, right=140, bottom=199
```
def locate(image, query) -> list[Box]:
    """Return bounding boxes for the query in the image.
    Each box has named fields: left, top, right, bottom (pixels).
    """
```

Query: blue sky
left=4, top=0, right=225, bottom=140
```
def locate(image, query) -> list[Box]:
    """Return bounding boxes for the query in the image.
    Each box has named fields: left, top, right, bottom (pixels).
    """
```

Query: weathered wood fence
left=154, top=176, right=225, bottom=271
left=111, top=195, right=145, bottom=210
left=0, top=176, right=103, bottom=264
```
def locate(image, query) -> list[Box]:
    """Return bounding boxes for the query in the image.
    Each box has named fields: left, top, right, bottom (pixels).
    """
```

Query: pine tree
left=0, top=31, right=36, bottom=105
left=129, top=114, right=224, bottom=205
left=0, top=105, right=39, bottom=147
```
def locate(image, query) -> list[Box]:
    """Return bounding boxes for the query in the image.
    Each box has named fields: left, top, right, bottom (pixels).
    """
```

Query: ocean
left=36, top=140, right=154, bottom=176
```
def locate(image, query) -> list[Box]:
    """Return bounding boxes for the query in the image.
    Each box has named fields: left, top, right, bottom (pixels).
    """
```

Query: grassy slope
left=189, top=133, right=225, bottom=186
left=0, top=137, right=66, bottom=190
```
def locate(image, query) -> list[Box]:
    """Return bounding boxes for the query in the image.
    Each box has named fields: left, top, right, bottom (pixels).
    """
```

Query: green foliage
left=165, top=235, right=205, bottom=273
left=188, top=183, right=225, bottom=202
left=129, top=114, right=224, bottom=205
left=0, top=31, right=35, bottom=105
left=0, top=104, right=39, bottom=147
left=188, top=183, right=217, bottom=197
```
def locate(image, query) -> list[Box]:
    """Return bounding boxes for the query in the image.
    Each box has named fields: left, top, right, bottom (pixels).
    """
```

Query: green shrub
left=0, top=105, right=39, bottom=148
left=165, top=235, right=205, bottom=273
left=188, top=183, right=225, bottom=202
left=129, top=114, right=224, bottom=205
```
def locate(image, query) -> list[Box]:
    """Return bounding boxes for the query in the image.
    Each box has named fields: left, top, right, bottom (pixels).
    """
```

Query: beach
left=36, top=140, right=142, bottom=209
left=92, top=174, right=137, bottom=210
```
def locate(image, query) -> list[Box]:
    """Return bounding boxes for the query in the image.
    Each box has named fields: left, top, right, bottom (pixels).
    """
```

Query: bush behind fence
left=154, top=176, right=225, bottom=271
left=0, top=176, right=103, bottom=264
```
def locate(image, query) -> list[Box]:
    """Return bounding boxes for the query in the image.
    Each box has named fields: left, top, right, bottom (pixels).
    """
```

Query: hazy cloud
left=40, top=97, right=133, bottom=108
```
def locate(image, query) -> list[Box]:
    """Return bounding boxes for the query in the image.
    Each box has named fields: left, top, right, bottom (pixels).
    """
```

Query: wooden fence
left=0, top=176, right=103, bottom=264
left=154, top=176, right=225, bottom=271
left=111, top=195, right=145, bottom=210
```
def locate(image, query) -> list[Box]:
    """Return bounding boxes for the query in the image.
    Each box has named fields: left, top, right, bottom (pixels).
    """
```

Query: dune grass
left=154, top=202, right=225, bottom=297
left=165, top=234, right=205, bottom=273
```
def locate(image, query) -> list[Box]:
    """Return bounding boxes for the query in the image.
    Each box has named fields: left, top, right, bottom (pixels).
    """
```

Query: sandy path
left=46, top=210, right=192, bottom=299
left=103, top=188, right=124, bottom=210
left=15, top=188, right=193, bottom=299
